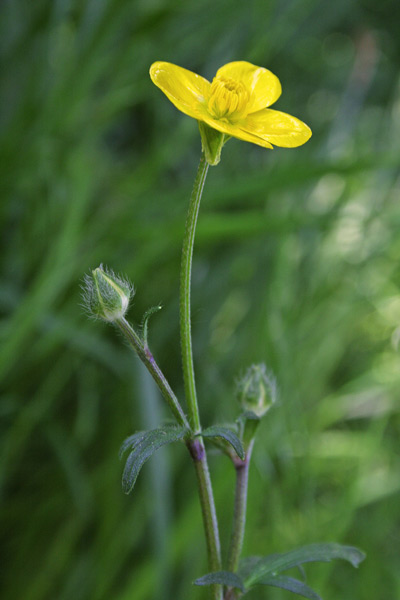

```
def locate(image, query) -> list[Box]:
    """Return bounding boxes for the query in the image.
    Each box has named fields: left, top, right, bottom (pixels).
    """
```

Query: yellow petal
left=244, top=109, right=312, bottom=147
left=150, top=61, right=210, bottom=119
left=199, top=115, right=273, bottom=149
left=216, top=61, right=282, bottom=112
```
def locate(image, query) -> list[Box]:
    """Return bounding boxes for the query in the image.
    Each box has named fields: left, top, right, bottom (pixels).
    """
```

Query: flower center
left=207, top=77, right=250, bottom=120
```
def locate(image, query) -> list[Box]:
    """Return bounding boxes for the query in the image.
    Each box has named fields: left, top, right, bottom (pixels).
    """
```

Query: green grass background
left=1, top=0, right=400, bottom=598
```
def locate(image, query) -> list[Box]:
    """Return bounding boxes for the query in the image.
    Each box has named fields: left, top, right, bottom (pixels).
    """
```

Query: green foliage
left=201, top=425, right=245, bottom=460
left=256, top=575, right=322, bottom=600
left=196, top=543, right=364, bottom=597
left=240, top=543, right=365, bottom=587
left=194, top=571, right=245, bottom=593
left=120, top=425, right=187, bottom=494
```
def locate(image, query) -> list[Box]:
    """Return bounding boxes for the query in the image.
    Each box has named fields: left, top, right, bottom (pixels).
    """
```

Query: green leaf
left=122, top=425, right=187, bottom=494
left=259, top=575, right=323, bottom=600
left=241, top=544, right=366, bottom=587
left=194, top=571, right=245, bottom=593
left=201, top=425, right=245, bottom=460
left=119, top=431, right=146, bottom=459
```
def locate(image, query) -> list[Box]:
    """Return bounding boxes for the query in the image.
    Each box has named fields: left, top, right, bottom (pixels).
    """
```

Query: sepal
left=198, top=121, right=229, bottom=165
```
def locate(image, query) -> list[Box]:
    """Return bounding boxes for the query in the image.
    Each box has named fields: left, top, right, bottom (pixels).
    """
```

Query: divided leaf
left=194, top=570, right=245, bottom=593
left=196, top=545, right=364, bottom=600
left=259, top=575, right=323, bottom=600
left=201, top=425, right=245, bottom=460
left=240, top=543, right=366, bottom=588
left=121, top=425, right=187, bottom=494
left=119, top=431, right=147, bottom=459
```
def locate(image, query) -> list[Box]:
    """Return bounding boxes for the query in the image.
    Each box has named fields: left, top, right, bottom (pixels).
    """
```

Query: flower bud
left=83, top=265, right=133, bottom=322
left=237, top=364, right=277, bottom=418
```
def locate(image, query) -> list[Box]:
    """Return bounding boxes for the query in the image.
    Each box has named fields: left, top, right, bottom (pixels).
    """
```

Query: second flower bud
left=237, top=364, right=277, bottom=418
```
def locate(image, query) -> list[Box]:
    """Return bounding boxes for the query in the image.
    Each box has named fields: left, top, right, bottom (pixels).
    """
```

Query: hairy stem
left=116, top=317, right=189, bottom=429
left=188, top=438, right=222, bottom=599
left=227, top=439, right=255, bottom=575
left=180, top=154, right=222, bottom=599
left=180, top=152, right=209, bottom=433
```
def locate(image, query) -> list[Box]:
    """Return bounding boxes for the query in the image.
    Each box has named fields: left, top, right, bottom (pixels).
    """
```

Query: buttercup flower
left=150, top=61, right=311, bottom=163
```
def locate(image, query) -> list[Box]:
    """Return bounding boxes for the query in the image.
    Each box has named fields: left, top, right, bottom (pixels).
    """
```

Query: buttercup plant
left=83, top=61, right=365, bottom=600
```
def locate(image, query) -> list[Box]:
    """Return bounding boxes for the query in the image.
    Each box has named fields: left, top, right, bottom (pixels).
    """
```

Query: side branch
left=116, top=317, right=189, bottom=429
left=227, top=439, right=255, bottom=574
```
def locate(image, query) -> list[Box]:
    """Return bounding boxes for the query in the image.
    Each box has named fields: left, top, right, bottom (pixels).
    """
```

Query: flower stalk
left=115, top=317, right=189, bottom=429
left=227, top=438, right=255, bottom=575
left=179, top=152, right=209, bottom=432
left=180, top=153, right=222, bottom=599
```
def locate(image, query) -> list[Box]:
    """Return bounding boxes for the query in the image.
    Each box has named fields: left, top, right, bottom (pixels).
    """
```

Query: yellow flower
left=150, top=60, right=311, bottom=162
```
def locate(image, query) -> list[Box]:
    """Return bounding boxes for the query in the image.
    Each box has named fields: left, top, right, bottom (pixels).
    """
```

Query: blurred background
left=1, top=0, right=400, bottom=598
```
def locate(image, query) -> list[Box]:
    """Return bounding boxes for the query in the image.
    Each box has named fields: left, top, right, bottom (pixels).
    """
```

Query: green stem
left=180, top=154, right=222, bottom=599
left=227, top=439, right=255, bottom=575
left=116, top=317, right=190, bottom=430
left=180, top=152, right=209, bottom=433
left=188, top=438, right=222, bottom=600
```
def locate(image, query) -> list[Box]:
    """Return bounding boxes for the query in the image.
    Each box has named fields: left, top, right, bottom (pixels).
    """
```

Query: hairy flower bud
left=82, top=265, right=133, bottom=322
left=237, top=364, right=277, bottom=418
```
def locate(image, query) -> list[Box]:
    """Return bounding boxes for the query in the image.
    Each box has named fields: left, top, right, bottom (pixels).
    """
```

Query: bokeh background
left=1, top=0, right=400, bottom=599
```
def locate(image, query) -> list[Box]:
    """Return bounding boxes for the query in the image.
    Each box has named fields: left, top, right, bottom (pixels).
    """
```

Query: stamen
left=208, top=77, right=250, bottom=120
